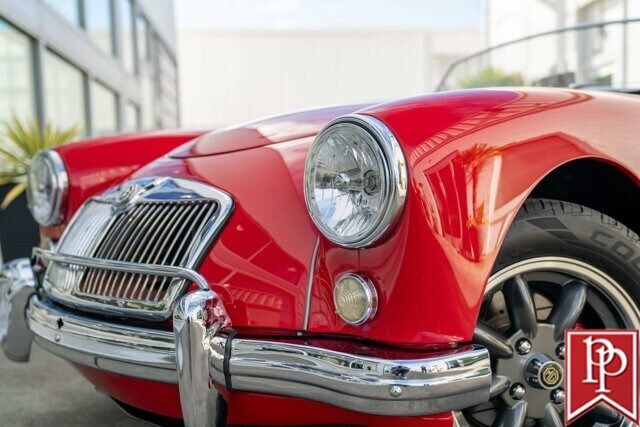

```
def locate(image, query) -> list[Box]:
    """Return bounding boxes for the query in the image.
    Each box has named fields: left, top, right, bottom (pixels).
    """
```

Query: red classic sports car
left=1, top=87, right=640, bottom=426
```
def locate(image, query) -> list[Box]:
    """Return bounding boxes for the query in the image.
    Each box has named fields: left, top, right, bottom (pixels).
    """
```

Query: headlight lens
left=27, top=150, right=68, bottom=226
left=304, top=115, right=407, bottom=247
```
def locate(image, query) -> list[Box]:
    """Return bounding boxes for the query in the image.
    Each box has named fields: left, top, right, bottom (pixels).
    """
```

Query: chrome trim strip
left=302, top=237, right=320, bottom=331
left=34, top=248, right=211, bottom=291
left=27, top=295, right=177, bottom=383
left=221, top=340, right=491, bottom=416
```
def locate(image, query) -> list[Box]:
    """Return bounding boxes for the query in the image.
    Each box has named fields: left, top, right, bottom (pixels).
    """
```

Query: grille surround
left=43, top=177, right=233, bottom=320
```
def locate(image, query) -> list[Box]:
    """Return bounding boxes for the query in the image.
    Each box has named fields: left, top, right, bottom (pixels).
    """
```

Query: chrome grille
left=47, top=201, right=113, bottom=293
left=43, top=177, right=233, bottom=320
left=79, top=200, right=217, bottom=302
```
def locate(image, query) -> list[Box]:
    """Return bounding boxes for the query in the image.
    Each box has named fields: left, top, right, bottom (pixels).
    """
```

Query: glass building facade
left=0, top=0, right=178, bottom=136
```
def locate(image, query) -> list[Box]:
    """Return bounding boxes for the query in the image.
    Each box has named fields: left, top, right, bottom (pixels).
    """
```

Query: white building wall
left=484, top=0, right=638, bottom=87
left=178, top=29, right=482, bottom=129
left=486, top=0, right=631, bottom=45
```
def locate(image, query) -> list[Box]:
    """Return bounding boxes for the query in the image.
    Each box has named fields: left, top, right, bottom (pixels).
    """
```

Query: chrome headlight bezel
left=27, top=150, right=68, bottom=226
left=304, top=114, right=407, bottom=248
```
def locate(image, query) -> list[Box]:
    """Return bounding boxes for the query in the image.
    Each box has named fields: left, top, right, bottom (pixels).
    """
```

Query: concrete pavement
left=0, top=344, right=146, bottom=426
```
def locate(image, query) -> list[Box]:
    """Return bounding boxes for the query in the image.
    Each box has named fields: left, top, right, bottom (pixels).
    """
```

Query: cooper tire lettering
left=612, top=241, right=635, bottom=260
left=591, top=230, right=613, bottom=247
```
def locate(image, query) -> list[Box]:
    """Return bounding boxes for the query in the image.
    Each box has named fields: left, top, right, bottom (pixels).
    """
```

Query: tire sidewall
left=494, top=199, right=640, bottom=307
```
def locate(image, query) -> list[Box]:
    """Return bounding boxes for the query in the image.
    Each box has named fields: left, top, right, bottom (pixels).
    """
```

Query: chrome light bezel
left=27, top=149, right=69, bottom=226
left=304, top=114, right=407, bottom=248
left=333, top=273, right=378, bottom=326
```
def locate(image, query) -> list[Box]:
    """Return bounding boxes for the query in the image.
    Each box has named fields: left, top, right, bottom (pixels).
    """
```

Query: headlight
left=304, top=114, right=407, bottom=247
left=27, top=150, right=68, bottom=226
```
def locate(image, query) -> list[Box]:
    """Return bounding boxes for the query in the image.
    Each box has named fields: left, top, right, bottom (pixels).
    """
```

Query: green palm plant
left=0, top=116, right=80, bottom=209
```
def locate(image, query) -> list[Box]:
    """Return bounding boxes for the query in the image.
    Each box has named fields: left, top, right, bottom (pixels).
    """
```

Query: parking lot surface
left=0, top=344, right=145, bottom=426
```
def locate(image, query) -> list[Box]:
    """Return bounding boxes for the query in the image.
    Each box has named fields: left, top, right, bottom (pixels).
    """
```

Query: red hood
left=170, top=103, right=374, bottom=158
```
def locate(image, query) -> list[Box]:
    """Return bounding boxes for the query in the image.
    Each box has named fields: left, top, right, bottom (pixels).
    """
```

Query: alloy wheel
left=463, top=257, right=640, bottom=426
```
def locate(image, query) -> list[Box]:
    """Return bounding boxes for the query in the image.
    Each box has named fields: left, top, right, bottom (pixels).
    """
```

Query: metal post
left=32, top=39, right=46, bottom=126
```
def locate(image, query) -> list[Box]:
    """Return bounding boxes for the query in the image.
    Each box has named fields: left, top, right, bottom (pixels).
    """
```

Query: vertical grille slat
left=142, top=204, right=191, bottom=301
left=79, top=200, right=217, bottom=305
left=46, top=201, right=112, bottom=293
left=127, top=204, right=181, bottom=300
left=169, top=203, right=211, bottom=267
left=102, top=204, right=160, bottom=296
left=114, top=204, right=186, bottom=298
left=42, top=177, right=229, bottom=320
left=85, top=209, right=135, bottom=294
left=104, top=204, right=153, bottom=296
left=107, top=204, right=157, bottom=296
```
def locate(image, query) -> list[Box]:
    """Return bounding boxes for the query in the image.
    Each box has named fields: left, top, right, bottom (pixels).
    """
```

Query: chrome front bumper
left=0, top=258, right=36, bottom=362
left=2, top=251, right=492, bottom=426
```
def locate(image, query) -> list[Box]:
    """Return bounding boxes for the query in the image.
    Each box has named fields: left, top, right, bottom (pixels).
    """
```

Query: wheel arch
left=527, top=157, right=640, bottom=236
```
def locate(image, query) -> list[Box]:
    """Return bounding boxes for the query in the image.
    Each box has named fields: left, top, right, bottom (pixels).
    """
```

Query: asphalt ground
left=0, top=344, right=146, bottom=426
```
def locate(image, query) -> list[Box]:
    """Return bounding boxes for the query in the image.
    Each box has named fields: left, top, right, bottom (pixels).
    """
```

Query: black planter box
left=0, top=184, right=39, bottom=261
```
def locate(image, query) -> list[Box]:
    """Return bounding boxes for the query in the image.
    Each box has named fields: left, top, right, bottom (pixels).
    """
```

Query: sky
left=176, top=0, right=485, bottom=31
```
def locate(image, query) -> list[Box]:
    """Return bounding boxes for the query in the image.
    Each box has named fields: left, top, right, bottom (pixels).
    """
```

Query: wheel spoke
left=493, top=401, right=527, bottom=427
left=588, top=403, right=622, bottom=423
left=474, top=321, right=514, bottom=358
left=489, top=375, right=510, bottom=398
left=543, top=403, right=563, bottom=427
left=503, top=274, right=538, bottom=338
left=548, top=279, right=588, bottom=341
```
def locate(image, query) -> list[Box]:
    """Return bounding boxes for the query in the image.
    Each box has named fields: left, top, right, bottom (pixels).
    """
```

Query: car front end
left=0, top=104, right=495, bottom=426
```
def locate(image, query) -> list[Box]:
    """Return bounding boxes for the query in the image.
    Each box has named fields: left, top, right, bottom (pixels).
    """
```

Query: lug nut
left=516, top=338, right=532, bottom=355
left=551, top=388, right=565, bottom=404
left=556, top=343, right=565, bottom=360
left=510, top=383, right=526, bottom=400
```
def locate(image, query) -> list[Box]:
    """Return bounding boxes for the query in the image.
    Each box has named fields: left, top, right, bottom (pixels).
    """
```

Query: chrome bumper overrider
left=0, top=258, right=36, bottom=362
left=1, top=249, right=493, bottom=425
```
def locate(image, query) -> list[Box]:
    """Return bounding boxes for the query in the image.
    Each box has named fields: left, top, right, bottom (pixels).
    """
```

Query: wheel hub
left=524, top=353, right=563, bottom=390
left=465, top=257, right=640, bottom=426
left=495, top=324, right=564, bottom=419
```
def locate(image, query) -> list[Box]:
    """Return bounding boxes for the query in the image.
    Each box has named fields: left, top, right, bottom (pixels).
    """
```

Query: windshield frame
left=437, top=17, right=640, bottom=92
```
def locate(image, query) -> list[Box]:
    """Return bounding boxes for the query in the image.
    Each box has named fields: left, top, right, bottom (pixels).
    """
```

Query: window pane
left=141, top=76, right=155, bottom=129
left=119, top=0, right=135, bottom=72
left=157, top=43, right=178, bottom=128
left=91, top=80, right=118, bottom=135
left=44, top=51, right=85, bottom=133
left=85, top=0, right=114, bottom=55
left=0, top=19, right=35, bottom=123
left=124, top=102, right=139, bottom=132
left=136, top=14, right=149, bottom=64
left=43, top=0, right=80, bottom=26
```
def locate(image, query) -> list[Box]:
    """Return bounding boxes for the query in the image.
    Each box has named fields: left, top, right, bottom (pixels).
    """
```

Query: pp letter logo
left=566, top=330, right=640, bottom=424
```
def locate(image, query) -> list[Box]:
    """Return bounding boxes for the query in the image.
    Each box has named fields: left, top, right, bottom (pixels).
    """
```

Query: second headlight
left=304, top=114, right=407, bottom=248
left=27, top=150, right=68, bottom=226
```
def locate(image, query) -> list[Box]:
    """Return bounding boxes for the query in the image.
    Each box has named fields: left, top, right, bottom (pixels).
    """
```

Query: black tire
left=494, top=198, right=640, bottom=307
left=463, top=198, right=640, bottom=426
